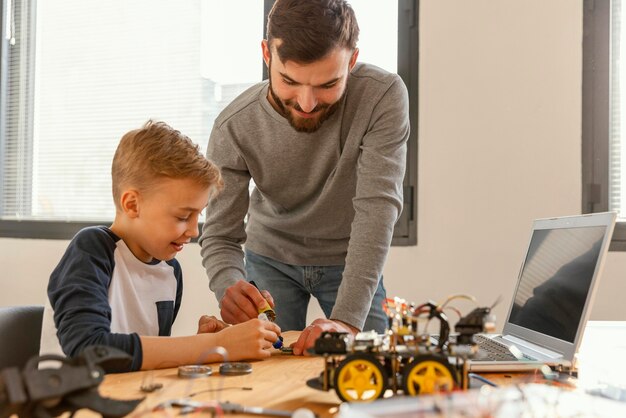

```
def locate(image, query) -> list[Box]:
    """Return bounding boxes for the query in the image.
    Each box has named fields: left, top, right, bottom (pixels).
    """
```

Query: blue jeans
left=244, top=249, right=387, bottom=332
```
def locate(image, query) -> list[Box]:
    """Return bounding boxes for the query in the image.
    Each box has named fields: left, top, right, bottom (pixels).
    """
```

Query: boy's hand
left=291, top=318, right=359, bottom=356
left=197, top=315, right=229, bottom=333
left=220, top=280, right=274, bottom=324
left=215, top=318, right=281, bottom=360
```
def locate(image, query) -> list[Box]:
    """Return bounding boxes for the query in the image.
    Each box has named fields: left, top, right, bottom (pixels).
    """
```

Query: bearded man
left=200, top=0, right=410, bottom=355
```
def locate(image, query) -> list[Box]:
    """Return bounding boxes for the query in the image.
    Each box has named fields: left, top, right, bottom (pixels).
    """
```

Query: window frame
left=0, top=0, right=419, bottom=245
left=582, top=0, right=626, bottom=250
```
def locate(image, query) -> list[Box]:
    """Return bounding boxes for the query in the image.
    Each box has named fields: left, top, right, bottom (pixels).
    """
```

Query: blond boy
left=40, top=121, right=280, bottom=371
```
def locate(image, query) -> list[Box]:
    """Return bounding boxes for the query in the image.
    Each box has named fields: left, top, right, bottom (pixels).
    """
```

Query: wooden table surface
left=77, top=331, right=572, bottom=417
left=93, top=331, right=341, bottom=417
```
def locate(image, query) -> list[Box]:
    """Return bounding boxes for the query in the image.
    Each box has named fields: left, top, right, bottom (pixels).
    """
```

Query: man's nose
left=297, top=87, right=318, bottom=113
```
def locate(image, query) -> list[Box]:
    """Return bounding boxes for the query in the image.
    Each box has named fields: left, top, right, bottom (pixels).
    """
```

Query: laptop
left=466, top=212, right=616, bottom=372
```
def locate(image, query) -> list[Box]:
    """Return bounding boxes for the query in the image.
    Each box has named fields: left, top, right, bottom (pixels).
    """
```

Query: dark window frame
left=0, top=0, right=419, bottom=245
left=583, top=0, right=626, bottom=250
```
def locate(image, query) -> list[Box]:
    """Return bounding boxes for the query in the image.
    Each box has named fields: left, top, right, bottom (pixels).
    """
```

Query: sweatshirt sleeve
left=330, top=76, right=410, bottom=330
left=48, top=229, right=142, bottom=372
left=199, top=124, right=250, bottom=305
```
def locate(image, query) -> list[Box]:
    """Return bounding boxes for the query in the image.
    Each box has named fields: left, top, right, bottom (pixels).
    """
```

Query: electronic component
left=307, top=295, right=498, bottom=402
left=219, top=362, right=252, bottom=376
left=178, top=365, right=213, bottom=378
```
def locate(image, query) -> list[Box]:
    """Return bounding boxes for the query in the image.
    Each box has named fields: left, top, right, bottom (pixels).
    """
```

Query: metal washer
left=219, top=362, right=252, bottom=376
left=178, top=365, right=213, bottom=378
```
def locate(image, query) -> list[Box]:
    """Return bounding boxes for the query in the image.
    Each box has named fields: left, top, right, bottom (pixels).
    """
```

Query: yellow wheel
left=334, top=353, right=388, bottom=402
left=402, top=355, right=457, bottom=395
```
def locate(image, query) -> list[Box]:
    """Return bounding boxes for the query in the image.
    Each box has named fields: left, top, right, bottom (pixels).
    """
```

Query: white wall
left=1, top=0, right=625, bottom=337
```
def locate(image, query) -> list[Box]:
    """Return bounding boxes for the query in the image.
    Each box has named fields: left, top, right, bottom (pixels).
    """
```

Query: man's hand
left=197, top=315, right=229, bottom=334
left=291, top=318, right=359, bottom=356
left=220, top=280, right=275, bottom=324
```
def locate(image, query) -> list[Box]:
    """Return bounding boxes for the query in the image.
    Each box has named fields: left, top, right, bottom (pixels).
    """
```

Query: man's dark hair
left=267, top=0, right=359, bottom=63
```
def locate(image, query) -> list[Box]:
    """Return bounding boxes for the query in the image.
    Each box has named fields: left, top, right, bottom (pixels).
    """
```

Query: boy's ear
left=120, top=189, right=140, bottom=218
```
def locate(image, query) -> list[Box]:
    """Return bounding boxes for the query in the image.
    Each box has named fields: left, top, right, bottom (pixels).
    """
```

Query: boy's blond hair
left=112, top=120, right=222, bottom=210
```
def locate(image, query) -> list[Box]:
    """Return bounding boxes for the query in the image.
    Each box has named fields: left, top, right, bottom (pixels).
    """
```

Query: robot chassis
left=307, top=296, right=496, bottom=402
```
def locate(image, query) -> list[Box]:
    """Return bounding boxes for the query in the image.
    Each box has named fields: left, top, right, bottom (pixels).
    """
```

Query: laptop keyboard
left=429, top=334, right=536, bottom=362
left=473, top=335, right=536, bottom=361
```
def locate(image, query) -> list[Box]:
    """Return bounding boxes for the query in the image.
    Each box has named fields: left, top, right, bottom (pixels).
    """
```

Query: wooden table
left=52, top=322, right=626, bottom=417
left=95, top=331, right=341, bottom=417
left=87, top=331, right=577, bottom=417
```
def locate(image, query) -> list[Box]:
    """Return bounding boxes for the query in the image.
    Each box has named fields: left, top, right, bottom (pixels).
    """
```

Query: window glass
left=2, top=0, right=263, bottom=221
left=1, top=0, right=415, bottom=244
left=351, top=0, right=398, bottom=73
left=614, top=0, right=626, bottom=218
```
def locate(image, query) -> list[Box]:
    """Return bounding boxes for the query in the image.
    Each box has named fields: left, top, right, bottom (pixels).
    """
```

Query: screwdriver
left=250, top=281, right=283, bottom=348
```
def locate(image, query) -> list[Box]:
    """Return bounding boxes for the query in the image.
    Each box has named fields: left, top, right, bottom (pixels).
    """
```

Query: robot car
left=306, top=295, right=496, bottom=402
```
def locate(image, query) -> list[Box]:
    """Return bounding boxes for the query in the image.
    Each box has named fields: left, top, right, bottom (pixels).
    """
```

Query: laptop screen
left=508, top=226, right=606, bottom=343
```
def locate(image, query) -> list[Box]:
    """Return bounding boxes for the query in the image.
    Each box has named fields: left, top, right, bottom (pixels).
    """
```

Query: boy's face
left=123, top=177, right=210, bottom=263
left=262, top=39, right=359, bottom=133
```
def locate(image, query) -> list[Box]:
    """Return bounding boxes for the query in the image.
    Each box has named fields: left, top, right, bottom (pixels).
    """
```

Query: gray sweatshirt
left=199, top=63, right=409, bottom=330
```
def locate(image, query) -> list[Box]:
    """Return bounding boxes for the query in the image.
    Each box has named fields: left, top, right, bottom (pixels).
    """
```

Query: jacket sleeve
left=330, top=76, right=410, bottom=330
left=48, top=230, right=142, bottom=372
left=199, top=124, right=251, bottom=305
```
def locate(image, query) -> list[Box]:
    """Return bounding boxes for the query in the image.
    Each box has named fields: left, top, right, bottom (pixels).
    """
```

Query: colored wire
left=440, top=294, right=477, bottom=309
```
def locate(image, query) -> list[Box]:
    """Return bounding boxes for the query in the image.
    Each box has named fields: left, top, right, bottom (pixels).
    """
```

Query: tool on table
left=223, top=402, right=317, bottom=417
left=156, top=398, right=317, bottom=417
left=0, top=346, right=143, bottom=418
left=250, top=280, right=277, bottom=322
left=250, top=280, right=283, bottom=349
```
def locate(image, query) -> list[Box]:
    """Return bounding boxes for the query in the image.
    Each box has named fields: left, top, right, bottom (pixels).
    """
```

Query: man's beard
left=268, top=73, right=346, bottom=133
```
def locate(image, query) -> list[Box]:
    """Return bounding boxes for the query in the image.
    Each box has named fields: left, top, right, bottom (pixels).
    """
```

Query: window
left=583, top=0, right=626, bottom=250
left=1, top=0, right=418, bottom=244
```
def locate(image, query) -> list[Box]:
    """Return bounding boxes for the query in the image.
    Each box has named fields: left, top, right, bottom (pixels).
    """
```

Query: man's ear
left=262, top=39, right=271, bottom=68
left=349, top=48, right=359, bottom=71
left=120, top=189, right=140, bottom=218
